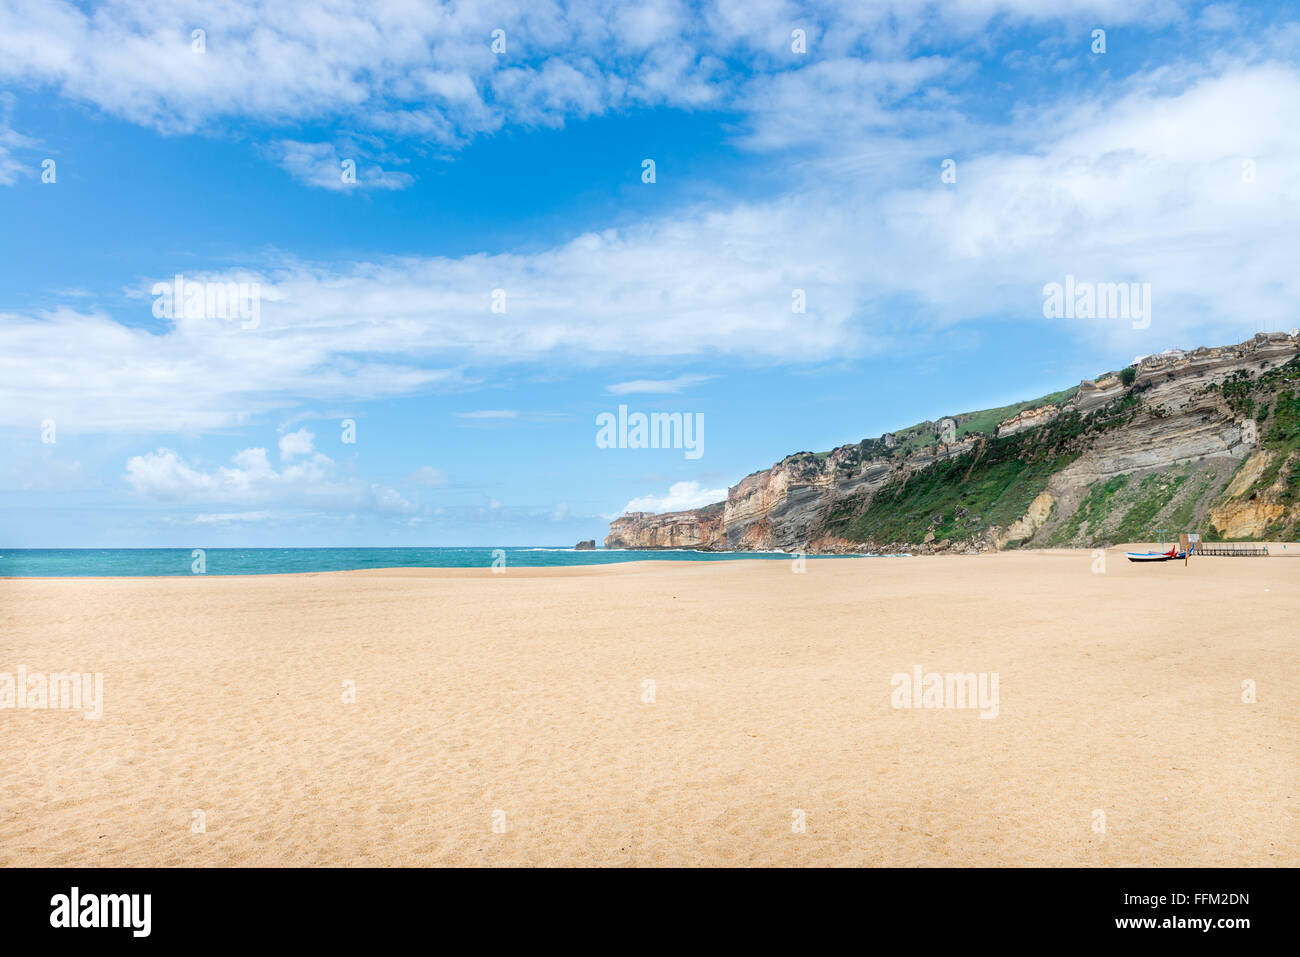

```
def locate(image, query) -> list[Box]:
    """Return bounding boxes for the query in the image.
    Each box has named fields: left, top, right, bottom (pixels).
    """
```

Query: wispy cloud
left=272, top=140, right=414, bottom=191
left=452, top=410, right=569, bottom=427
left=8, top=59, right=1299, bottom=435
left=0, top=0, right=1190, bottom=144
left=0, top=452, right=91, bottom=492
left=189, top=510, right=275, bottom=525
left=606, top=374, right=716, bottom=395
left=406, top=466, right=449, bottom=486
left=3, top=10, right=1298, bottom=451
left=0, top=116, right=36, bottom=185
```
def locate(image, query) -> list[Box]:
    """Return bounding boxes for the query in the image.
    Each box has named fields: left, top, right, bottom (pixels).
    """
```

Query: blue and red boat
left=1126, top=546, right=1188, bottom=562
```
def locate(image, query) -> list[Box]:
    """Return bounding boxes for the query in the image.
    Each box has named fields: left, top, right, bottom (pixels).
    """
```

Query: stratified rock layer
left=606, top=333, right=1300, bottom=552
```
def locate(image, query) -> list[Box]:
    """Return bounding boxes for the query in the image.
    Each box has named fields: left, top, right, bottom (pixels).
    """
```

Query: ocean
left=0, top=547, right=891, bottom=577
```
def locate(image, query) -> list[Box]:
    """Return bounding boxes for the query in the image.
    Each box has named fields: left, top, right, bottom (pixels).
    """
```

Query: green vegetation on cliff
left=821, top=355, right=1300, bottom=549
left=822, top=401, right=1128, bottom=546
left=1049, top=474, right=1127, bottom=545
left=951, top=386, right=1079, bottom=441
left=1204, top=357, right=1300, bottom=505
left=1161, top=472, right=1215, bottom=535
left=814, top=385, right=1080, bottom=460
left=1045, top=468, right=1217, bottom=548
left=1254, top=390, right=1300, bottom=501
left=613, top=339, right=1300, bottom=552
left=1111, top=473, right=1189, bottom=543
left=825, top=452, right=1062, bottom=544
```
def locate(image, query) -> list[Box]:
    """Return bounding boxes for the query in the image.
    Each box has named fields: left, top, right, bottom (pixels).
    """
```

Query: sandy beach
left=2, top=548, right=1295, bottom=867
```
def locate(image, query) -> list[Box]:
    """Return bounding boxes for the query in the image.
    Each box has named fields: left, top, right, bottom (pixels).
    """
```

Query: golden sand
left=1, top=548, right=1295, bottom=866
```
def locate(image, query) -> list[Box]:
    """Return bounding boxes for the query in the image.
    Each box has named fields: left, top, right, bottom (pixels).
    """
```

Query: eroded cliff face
left=605, top=333, right=1300, bottom=551
left=606, top=505, right=724, bottom=549
left=1207, top=450, right=1294, bottom=538
left=995, top=490, right=1055, bottom=547
left=995, top=405, right=1059, bottom=438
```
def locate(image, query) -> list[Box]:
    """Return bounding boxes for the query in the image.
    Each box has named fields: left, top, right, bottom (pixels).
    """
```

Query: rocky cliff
left=605, top=503, right=724, bottom=549
left=606, top=333, right=1300, bottom=552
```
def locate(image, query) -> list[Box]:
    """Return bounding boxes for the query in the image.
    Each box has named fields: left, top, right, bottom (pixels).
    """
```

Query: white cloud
left=0, top=0, right=687, bottom=138
left=622, top=480, right=726, bottom=514
left=0, top=303, right=462, bottom=432
left=735, top=55, right=953, bottom=152
left=606, top=374, right=716, bottom=395
left=277, top=427, right=315, bottom=460
left=869, top=61, right=1300, bottom=350
left=4, top=62, right=1299, bottom=434
left=0, top=0, right=1191, bottom=143
left=273, top=140, right=413, bottom=191
left=124, top=443, right=416, bottom=513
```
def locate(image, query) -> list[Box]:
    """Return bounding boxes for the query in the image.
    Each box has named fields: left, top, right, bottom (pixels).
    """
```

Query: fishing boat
left=1126, top=546, right=1180, bottom=563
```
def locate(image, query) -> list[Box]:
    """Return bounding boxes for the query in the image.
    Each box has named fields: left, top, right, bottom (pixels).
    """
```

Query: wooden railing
left=1195, top=543, right=1269, bottom=557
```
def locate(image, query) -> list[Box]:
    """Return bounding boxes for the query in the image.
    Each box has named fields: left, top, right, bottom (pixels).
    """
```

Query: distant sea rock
left=574, top=539, right=596, bottom=550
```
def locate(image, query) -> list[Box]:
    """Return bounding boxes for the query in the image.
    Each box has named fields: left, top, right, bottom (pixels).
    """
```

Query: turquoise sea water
left=0, top=547, right=889, bottom=577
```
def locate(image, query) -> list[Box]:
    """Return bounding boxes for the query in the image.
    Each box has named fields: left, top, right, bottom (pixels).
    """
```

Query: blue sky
left=1, top=0, right=1298, bottom=546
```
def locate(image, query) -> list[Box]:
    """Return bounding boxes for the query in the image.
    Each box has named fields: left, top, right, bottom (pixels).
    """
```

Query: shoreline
left=2, top=542, right=1298, bottom=580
